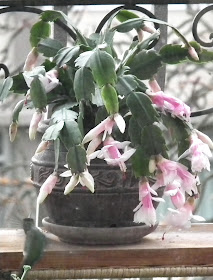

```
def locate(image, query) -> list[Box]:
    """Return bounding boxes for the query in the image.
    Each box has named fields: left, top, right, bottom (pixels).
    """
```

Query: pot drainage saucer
left=42, top=217, right=158, bottom=245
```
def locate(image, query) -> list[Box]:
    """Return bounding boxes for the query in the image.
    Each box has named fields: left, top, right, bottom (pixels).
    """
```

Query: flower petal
left=114, top=113, right=126, bottom=133
left=64, top=174, right=79, bottom=195
left=79, top=170, right=95, bottom=193
left=60, top=170, right=72, bottom=177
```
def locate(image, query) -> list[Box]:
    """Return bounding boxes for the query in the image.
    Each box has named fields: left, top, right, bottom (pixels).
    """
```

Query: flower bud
left=29, top=111, right=43, bottom=140
left=37, top=172, right=58, bottom=204
left=23, top=47, right=39, bottom=71
left=188, top=46, right=199, bottom=61
left=142, top=24, right=156, bottom=34
left=35, top=140, right=49, bottom=154
left=9, top=122, right=18, bottom=142
left=149, top=157, right=156, bottom=173
left=195, top=129, right=213, bottom=149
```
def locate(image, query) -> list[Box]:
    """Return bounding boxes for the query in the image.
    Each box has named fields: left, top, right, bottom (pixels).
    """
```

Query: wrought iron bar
left=95, top=4, right=160, bottom=49
left=0, top=6, right=76, bottom=40
left=0, top=0, right=213, bottom=6
left=192, top=5, right=213, bottom=48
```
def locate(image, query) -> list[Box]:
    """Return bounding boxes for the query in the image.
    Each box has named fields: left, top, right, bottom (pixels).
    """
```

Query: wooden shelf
left=1, top=224, right=213, bottom=278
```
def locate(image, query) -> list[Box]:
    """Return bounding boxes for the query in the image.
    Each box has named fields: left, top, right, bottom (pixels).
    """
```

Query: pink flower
left=148, top=79, right=191, bottom=121
left=92, top=136, right=136, bottom=172
left=23, top=47, right=39, bottom=71
left=179, top=132, right=212, bottom=172
left=37, top=172, right=58, bottom=204
left=23, top=68, right=59, bottom=93
left=164, top=182, right=185, bottom=208
left=195, top=129, right=213, bottom=149
left=82, top=113, right=125, bottom=144
left=29, top=111, right=43, bottom=140
left=165, top=198, right=205, bottom=229
left=133, top=179, right=164, bottom=226
left=153, top=156, right=197, bottom=196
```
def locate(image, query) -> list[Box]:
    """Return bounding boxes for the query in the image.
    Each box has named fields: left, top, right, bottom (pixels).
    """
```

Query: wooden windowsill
left=1, top=224, right=213, bottom=278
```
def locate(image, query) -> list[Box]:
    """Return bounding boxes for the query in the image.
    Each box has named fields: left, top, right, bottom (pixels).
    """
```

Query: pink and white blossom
left=90, top=136, right=136, bottom=172
left=179, top=132, right=212, bottom=172
left=133, top=179, right=164, bottom=226
left=82, top=113, right=126, bottom=144
left=24, top=69, right=59, bottom=93
left=164, top=182, right=185, bottom=208
left=148, top=79, right=191, bottom=121
left=165, top=198, right=205, bottom=228
left=37, top=172, right=58, bottom=204
left=153, top=156, right=197, bottom=196
left=29, top=111, right=43, bottom=140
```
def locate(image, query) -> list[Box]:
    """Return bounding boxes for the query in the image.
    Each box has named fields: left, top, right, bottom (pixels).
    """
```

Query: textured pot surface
left=31, top=143, right=139, bottom=227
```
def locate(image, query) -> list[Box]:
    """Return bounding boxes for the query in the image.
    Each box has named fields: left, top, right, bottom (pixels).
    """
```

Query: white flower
left=61, top=169, right=95, bottom=194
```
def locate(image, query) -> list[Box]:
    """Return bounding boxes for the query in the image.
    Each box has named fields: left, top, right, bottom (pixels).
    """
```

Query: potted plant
left=2, top=6, right=213, bottom=245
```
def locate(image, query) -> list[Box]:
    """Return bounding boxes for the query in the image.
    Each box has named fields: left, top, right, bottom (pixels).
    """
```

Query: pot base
left=42, top=217, right=158, bottom=245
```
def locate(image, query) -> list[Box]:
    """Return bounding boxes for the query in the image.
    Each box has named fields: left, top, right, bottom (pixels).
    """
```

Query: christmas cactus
left=2, top=8, right=213, bottom=229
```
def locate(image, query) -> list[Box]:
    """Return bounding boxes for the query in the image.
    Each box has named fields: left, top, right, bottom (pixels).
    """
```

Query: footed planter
left=31, top=142, right=159, bottom=245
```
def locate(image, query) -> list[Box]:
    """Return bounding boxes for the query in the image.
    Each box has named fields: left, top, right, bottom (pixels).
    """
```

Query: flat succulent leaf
left=162, top=113, right=190, bottom=158
left=160, top=44, right=188, bottom=64
left=91, top=86, right=104, bottom=107
left=52, top=108, right=78, bottom=123
left=141, top=124, right=168, bottom=157
left=162, top=113, right=190, bottom=143
left=58, top=67, right=75, bottom=98
left=0, top=77, right=13, bottom=101
left=128, top=50, right=162, bottom=80
left=54, top=46, right=80, bottom=67
left=40, top=10, right=64, bottom=22
left=38, top=38, right=64, bottom=57
left=95, top=106, right=108, bottom=125
left=66, top=145, right=87, bottom=173
left=128, top=116, right=142, bottom=146
left=116, top=10, right=139, bottom=22
left=30, top=76, right=47, bottom=109
left=101, top=84, right=119, bottom=114
left=135, top=78, right=148, bottom=93
left=11, top=73, right=28, bottom=94
left=73, top=27, right=90, bottom=46
left=198, top=49, right=213, bottom=63
left=60, top=120, right=83, bottom=149
left=30, top=21, right=51, bottom=47
left=12, top=100, right=24, bottom=122
left=89, top=49, right=116, bottom=87
left=131, top=146, right=150, bottom=177
left=42, top=59, right=56, bottom=71
left=42, top=120, right=64, bottom=141
left=75, top=51, right=94, bottom=68
left=116, top=74, right=137, bottom=96
left=126, top=92, right=159, bottom=128
left=112, top=18, right=144, bottom=33
left=74, top=67, right=95, bottom=101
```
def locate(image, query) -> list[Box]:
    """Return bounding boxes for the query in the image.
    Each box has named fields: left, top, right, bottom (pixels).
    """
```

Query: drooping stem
left=35, top=200, right=40, bottom=228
